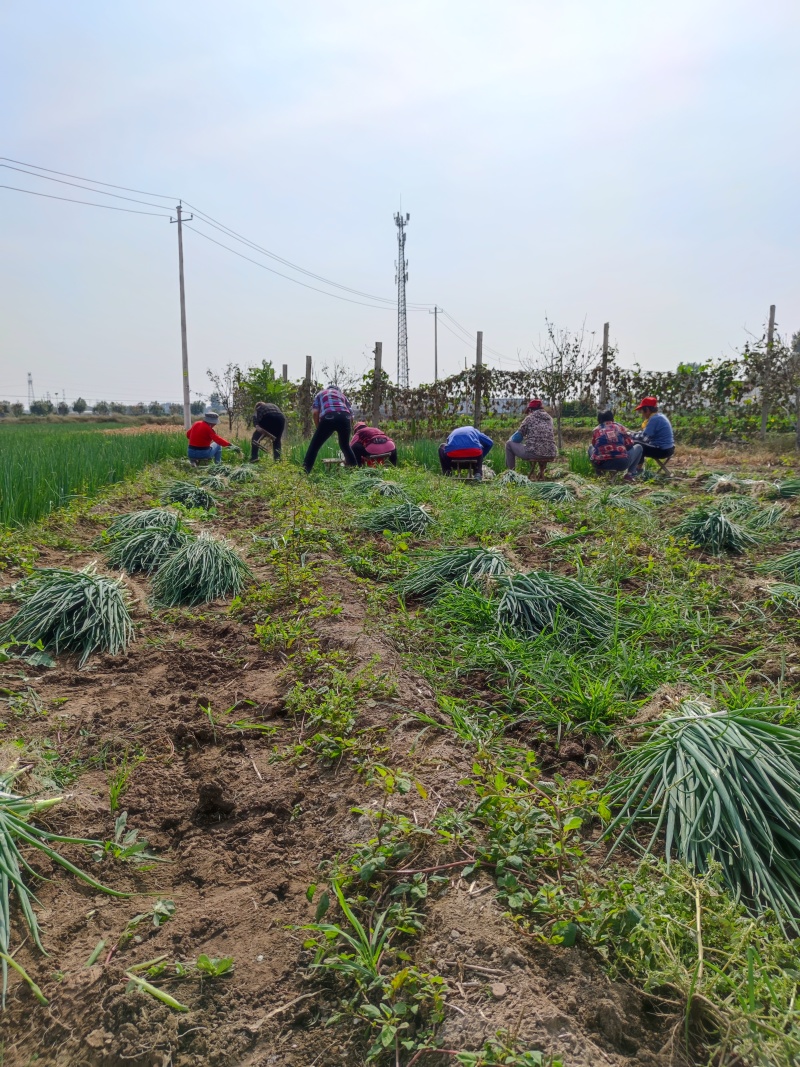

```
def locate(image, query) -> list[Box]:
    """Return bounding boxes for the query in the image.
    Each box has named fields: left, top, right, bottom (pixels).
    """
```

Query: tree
left=148, top=401, right=165, bottom=416
left=741, top=320, right=792, bottom=440
left=234, top=360, right=290, bottom=415
left=29, top=400, right=53, bottom=415
left=10, top=403, right=23, bottom=417
left=206, top=363, right=238, bottom=431
left=72, top=397, right=87, bottom=414
left=93, top=401, right=110, bottom=415
left=524, top=320, right=599, bottom=448
left=110, top=402, right=127, bottom=414
left=0, top=401, right=10, bottom=416
left=57, top=401, right=70, bottom=416
left=190, top=400, right=205, bottom=415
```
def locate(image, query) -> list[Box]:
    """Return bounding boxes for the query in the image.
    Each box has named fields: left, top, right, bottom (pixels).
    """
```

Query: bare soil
left=0, top=494, right=688, bottom=1067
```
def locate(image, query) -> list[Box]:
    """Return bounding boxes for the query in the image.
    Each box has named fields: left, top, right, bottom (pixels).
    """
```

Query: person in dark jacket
left=438, top=425, right=494, bottom=480
left=350, top=422, right=398, bottom=466
left=250, top=401, right=286, bottom=462
left=631, top=396, right=675, bottom=474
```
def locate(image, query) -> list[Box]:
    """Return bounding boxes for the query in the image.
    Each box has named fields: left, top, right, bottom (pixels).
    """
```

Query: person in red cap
left=631, top=397, right=674, bottom=474
left=505, top=399, right=557, bottom=480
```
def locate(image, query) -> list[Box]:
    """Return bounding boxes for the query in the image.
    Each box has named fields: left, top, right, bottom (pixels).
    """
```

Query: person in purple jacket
left=438, top=425, right=494, bottom=481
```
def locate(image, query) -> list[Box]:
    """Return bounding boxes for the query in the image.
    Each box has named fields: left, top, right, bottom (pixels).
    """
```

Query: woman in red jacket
left=350, top=422, right=398, bottom=466
left=186, top=410, right=232, bottom=465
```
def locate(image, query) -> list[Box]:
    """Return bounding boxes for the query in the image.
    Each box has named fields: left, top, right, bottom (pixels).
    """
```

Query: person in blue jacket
left=438, top=425, right=494, bottom=480
left=631, top=397, right=674, bottom=475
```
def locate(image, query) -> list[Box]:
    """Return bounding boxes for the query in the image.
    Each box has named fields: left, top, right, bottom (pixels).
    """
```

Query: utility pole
left=394, top=211, right=410, bottom=388
left=761, top=304, right=776, bottom=441
left=301, top=355, right=313, bottom=437
left=282, top=364, right=288, bottom=383
left=429, top=306, right=439, bottom=381
left=599, top=322, right=610, bottom=409
left=473, top=331, right=483, bottom=428
left=27, top=373, right=35, bottom=409
left=372, top=342, right=383, bottom=426
left=170, top=202, right=194, bottom=430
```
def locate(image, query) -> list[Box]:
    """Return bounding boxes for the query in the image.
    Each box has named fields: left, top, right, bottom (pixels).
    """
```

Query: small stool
left=364, top=452, right=393, bottom=468
left=451, top=459, right=480, bottom=479
left=652, top=456, right=673, bottom=478
left=189, top=458, right=212, bottom=467
left=322, top=457, right=346, bottom=473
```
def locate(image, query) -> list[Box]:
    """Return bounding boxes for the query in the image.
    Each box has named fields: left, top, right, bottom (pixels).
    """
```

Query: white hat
left=203, top=410, right=220, bottom=424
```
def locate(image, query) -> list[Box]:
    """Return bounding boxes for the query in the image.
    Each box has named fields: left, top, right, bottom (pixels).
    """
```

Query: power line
left=0, top=163, right=178, bottom=212
left=0, top=156, right=177, bottom=201
left=184, top=223, right=404, bottom=310
left=0, top=184, right=173, bottom=217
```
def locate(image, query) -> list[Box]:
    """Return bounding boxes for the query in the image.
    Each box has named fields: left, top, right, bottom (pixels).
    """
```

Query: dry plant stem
left=695, top=886, right=704, bottom=982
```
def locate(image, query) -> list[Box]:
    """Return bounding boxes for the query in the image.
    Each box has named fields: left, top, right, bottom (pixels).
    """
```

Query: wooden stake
left=473, top=331, right=483, bottom=428
left=372, top=342, right=382, bottom=426
left=600, top=322, right=609, bottom=409
left=761, top=304, right=776, bottom=441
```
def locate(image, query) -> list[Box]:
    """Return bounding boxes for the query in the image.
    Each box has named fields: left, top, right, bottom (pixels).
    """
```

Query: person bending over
left=631, top=396, right=675, bottom=474
left=505, top=398, right=557, bottom=480
left=186, top=410, right=233, bottom=466
left=588, top=410, right=643, bottom=481
left=350, top=422, right=398, bottom=466
left=251, top=401, right=286, bottom=462
left=438, top=425, right=494, bottom=481
left=303, top=385, right=358, bottom=473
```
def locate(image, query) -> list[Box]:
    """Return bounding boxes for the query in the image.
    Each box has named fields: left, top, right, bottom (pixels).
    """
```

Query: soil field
left=1, top=450, right=800, bottom=1067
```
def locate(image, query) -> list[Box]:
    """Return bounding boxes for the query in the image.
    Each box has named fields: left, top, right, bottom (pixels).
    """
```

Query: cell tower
left=394, top=210, right=410, bottom=387
left=27, top=373, right=35, bottom=408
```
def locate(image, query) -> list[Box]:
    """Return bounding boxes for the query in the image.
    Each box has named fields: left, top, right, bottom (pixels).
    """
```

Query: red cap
left=526, top=399, right=543, bottom=411
left=635, top=396, right=658, bottom=411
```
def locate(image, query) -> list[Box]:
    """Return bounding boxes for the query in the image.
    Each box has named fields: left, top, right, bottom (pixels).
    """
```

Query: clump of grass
left=604, top=700, right=800, bottom=928
left=161, top=480, right=216, bottom=510
left=673, top=506, right=759, bottom=554
left=0, top=765, right=126, bottom=1006
left=397, top=546, right=511, bottom=599
left=495, top=570, right=616, bottom=640
left=104, top=508, right=183, bottom=540
left=229, top=465, right=257, bottom=483
left=757, top=548, right=800, bottom=580
left=774, top=478, right=800, bottom=498
left=105, top=527, right=193, bottom=575
left=646, top=489, right=678, bottom=505
left=358, top=502, right=435, bottom=535
left=0, top=566, right=134, bottom=666
left=526, top=481, right=576, bottom=502
left=152, top=532, right=252, bottom=606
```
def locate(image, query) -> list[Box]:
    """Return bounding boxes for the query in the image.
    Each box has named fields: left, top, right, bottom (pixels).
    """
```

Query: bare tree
left=320, top=359, right=360, bottom=394
left=206, top=363, right=239, bottom=432
left=524, top=320, right=599, bottom=448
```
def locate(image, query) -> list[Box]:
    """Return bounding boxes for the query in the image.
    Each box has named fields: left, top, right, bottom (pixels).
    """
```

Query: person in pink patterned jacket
left=588, top=409, right=643, bottom=481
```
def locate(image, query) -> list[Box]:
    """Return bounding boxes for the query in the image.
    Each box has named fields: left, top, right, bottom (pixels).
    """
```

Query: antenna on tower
left=27, top=373, right=35, bottom=409
left=394, top=210, right=410, bottom=388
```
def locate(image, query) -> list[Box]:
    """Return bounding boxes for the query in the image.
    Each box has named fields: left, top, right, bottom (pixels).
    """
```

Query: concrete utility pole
left=282, top=364, right=288, bottom=383
left=760, top=304, right=776, bottom=441
left=599, top=322, right=610, bottom=409
left=372, top=342, right=383, bottom=427
left=170, top=202, right=194, bottom=430
left=302, top=355, right=313, bottom=437
left=429, top=306, right=439, bottom=382
left=473, top=331, right=483, bottom=428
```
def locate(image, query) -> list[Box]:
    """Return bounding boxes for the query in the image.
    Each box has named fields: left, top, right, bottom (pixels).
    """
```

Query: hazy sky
left=2, top=1, right=799, bottom=405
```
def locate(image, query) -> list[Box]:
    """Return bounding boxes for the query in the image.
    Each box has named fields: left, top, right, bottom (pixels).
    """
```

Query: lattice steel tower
left=394, top=211, right=410, bottom=387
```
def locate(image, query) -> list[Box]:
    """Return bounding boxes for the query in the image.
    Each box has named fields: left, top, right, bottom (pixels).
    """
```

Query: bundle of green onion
left=717, top=494, right=785, bottom=530
left=526, top=481, right=577, bottom=503
left=152, top=532, right=252, bottom=606
left=757, top=548, right=800, bottom=580
left=104, top=508, right=183, bottom=540
left=0, top=566, right=134, bottom=666
left=773, top=478, right=800, bottom=498
left=352, top=475, right=408, bottom=499
left=160, top=481, right=216, bottom=510
left=604, top=701, right=800, bottom=927
left=673, top=506, right=758, bottom=554
left=585, top=487, right=648, bottom=514
left=495, top=569, right=616, bottom=640
left=0, top=766, right=125, bottom=1006
left=229, top=465, right=257, bottom=483
left=497, top=470, right=531, bottom=487
left=213, top=463, right=234, bottom=477
left=358, top=502, right=435, bottom=535
left=104, top=526, right=193, bottom=575
left=397, top=546, right=511, bottom=599
left=198, top=473, right=229, bottom=492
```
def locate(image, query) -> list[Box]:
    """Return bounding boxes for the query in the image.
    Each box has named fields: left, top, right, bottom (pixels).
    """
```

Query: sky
left=1, top=0, right=799, bottom=406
